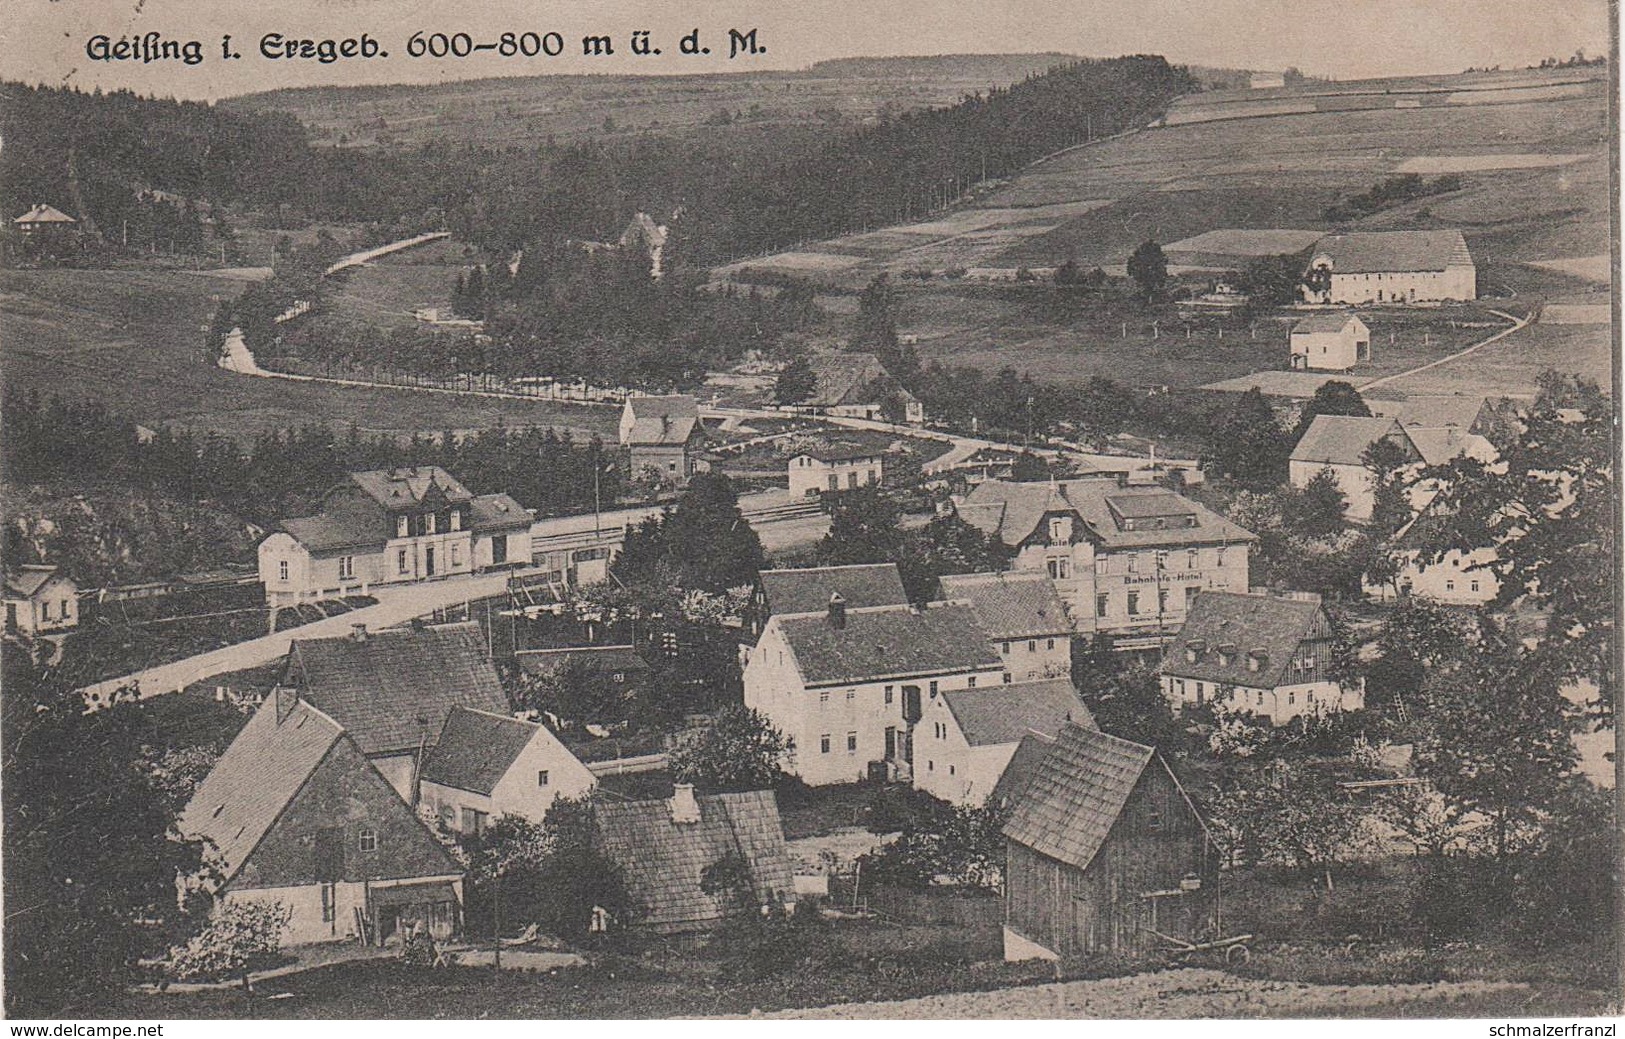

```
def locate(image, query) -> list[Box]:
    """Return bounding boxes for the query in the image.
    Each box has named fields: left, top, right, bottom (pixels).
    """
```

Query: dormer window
left=425, top=512, right=437, bottom=535
left=449, top=510, right=461, bottom=532
left=1048, top=516, right=1070, bottom=544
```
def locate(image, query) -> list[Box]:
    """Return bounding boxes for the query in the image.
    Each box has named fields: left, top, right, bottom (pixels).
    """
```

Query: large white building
left=1303, top=230, right=1476, bottom=305
left=743, top=599, right=1004, bottom=786
left=954, top=479, right=1256, bottom=650
left=937, top=571, right=1075, bottom=682
left=913, top=677, right=1093, bottom=807
left=787, top=444, right=885, bottom=497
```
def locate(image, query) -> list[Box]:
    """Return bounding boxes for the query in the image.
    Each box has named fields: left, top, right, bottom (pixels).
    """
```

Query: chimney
left=827, top=592, right=847, bottom=630
left=273, top=684, right=299, bottom=724
left=351, top=623, right=368, bottom=643
left=670, top=783, right=701, bottom=824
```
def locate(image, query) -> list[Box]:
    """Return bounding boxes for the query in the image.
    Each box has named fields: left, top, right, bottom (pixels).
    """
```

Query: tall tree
left=1126, top=239, right=1169, bottom=301
left=1206, top=387, right=1288, bottom=490
left=774, top=355, right=817, bottom=405
left=1292, top=380, right=1371, bottom=441
left=668, top=704, right=792, bottom=793
left=612, top=473, right=765, bottom=595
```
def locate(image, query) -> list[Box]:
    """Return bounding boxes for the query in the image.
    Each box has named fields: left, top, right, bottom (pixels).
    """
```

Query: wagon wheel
left=1224, top=942, right=1250, bottom=965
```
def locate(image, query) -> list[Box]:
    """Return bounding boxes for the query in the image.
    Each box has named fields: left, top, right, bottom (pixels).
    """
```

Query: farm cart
left=1149, top=929, right=1256, bottom=965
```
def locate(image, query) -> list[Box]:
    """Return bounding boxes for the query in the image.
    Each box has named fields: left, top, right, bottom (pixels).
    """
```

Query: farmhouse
left=257, top=466, right=531, bottom=606
left=3, top=565, right=78, bottom=637
left=796, top=353, right=925, bottom=424
left=591, top=785, right=795, bottom=934
left=278, top=622, right=512, bottom=799
left=1363, top=489, right=1501, bottom=607
left=743, top=599, right=1003, bottom=785
left=418, top=706, right=595, bottom=834
left=1289, top=313, right=1371, bottom=371
left=1289, top=415, right=1496, bottom=522
left=13, top=203, right=78, bottom=236
left=937, top=571, right=1074, bottom=682
left=746, top=562, right=910, bottom=639
left=787, top=443, right=885, bottom=497
left=1159, top=590, right=1364, bottom=725
left=620, top=395, right=706, bottom=486
left=1303, top=230, right=1477, bottom=305
left=954, top=479, right=1255, bottom=649
left=1003, top=724, right=1221, bottom=961
left=914, top=677, right=1094, bottom=807
left=179, top=691, right=465, bottom=947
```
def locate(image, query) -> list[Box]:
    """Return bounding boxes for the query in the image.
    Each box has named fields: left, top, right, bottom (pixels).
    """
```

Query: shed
left=1289, top=313, right=1371, bottom=372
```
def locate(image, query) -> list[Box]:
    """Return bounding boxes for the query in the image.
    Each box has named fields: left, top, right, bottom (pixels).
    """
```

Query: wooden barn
left=1002, top=723, right=1221, bottom=962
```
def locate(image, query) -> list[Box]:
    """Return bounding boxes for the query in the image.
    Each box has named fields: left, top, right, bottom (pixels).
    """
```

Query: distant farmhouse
left=13, top=203, right=79, bottom=236
left=1290, top=313, right=1371, bottom=371
left=258, top=467, right=530, bottom=606
left=620, top=394, right=706, bottom=486
left=1160, top=589, right=1365, bottom=725
left=4, top=565, right=78, bottom=637
left=792, top=353, right=925, bottom=425
left=787, top=443, right=885, bottom=497
left=1303, top=230, right=1476, bottom=305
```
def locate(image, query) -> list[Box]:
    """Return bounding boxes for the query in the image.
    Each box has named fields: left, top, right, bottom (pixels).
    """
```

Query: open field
left=0, top=268, right=617, bottom=442
left=1372, top=321, right=1612, bottom=398
left=323, top=237, right=490, bottom=329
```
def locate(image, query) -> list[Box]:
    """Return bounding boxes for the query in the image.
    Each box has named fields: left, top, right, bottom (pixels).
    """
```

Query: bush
left=166, top=900, right=291, bottom=982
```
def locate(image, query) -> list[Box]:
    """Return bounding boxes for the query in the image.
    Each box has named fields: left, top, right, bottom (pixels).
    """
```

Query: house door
left=425, top=545, right=436, bottom=576
left=491, top=536, right=507, bottom=565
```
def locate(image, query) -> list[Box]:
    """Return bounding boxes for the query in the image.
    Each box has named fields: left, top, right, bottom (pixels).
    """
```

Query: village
left=0, top=39, right=1616, bottom=1022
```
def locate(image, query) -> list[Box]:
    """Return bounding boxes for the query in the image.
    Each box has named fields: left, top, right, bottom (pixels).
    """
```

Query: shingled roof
left=758, top=563, right=910, bottom=619
left=280, top=505, right=392, bottom=554
left=803, top=353, right=919, bottom=408
left=937, top=571, right=1073, bottom=640
left=989, top=732, right=1056, bottom=809
left=14, top=204, right=77, bottom=225
left=593, top=789, right=794, bottom=933
left=1291, top=312, right=1368, bottom=336
left=1290, top=415, right=1414, bottom=468
left=468, top=492, right=532, bottom=533
left=514, top=645, right=651, bottom=680
left=1159, top=590, right=1330, bottom=689
left=1309, top=230, right=1474, bottom=274
left=284, top=622, right=509, bottom=757
left=775, top=603, right=1000, bottom=687
left=623, top=395, right=700, bottom=446
left=794, top=443, right=887, bottom=464
left=4, top=565, right=68, bottom=598
left=418, top=706, right=542, bottom=796
left=1003, top=724, right=1160, bottom=871
left=958, top=479, right=1256, bottom=551
left=349, top=467, right=475, bottom=509
left=940, top=677, right=1095, bottom=747
left=179, top=696, right=346, bottom=882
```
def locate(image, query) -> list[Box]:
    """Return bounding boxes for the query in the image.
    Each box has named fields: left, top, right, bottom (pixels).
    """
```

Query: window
left=846, top=689, right=856, bottom=701
left=1047, top=557, right=1072, bottom=579
left=59, top=599, right=70, bottom=618
left=1127, top=592, right=1141, bottom=616
left=846, top=732, right=857, bottom=753
left=968, top=675, right=977, bottom=688
left=1154, top=550, right=1168, bottom=571
left=358, top=828, right=378, bottom=852
left=1048, top=517, right=1068, bottom=543
left=425, top=512, right=437, bottom=535
left=537, top=770, right=550, bottom=787
left=1158, top=590, right=1169, bottom=615
left=339, top=556, right=355, bottom=580
left=1027, top=640, right=1037, bottom=653
left=1127, top=555, right=1139, bottom=574
left=450, top=544, right=461, bottom=568
left=1196, top=682, right=1205, bottom=699
left=397, top=515, right=409, bottom=538
left=449, top=510, right=461, bottom=531
left=884, top=685, right=894, bottom=705
left=1146, top=807, right=1163, bottom=831
left=39, top=601, right=50, bottom=621
left=819, top=690, right=830, bottom=704
left=1187, top=548, right=1199, bottom=569
left=1001, top=641, right=1011, bottom=654
left=1445, top=580, right=1456, bottom=592
left=847, top=471, right=859, bottom=489
left=1003, top=672, right=1012, bottom=684
left=462, top=809, right=488, bottom=835
left=928, top=760, right=934, bottom=772
left=321, top=882, right=336, bottom=923
left=612, top=672, right=626, bottom=683
left=1288, top=691, right=1295, bottom=705
left=1096, top=593, right=1109, bottom=618
left=1186, top=586, right=1200, bottom=608
left=828, top=474, right=839, bottom=492
left=949, top=764, right=956, bottom=776
left=1217, top=548, right=1227, bottom=567
left=1256, top=691, right=1264, bottom=705
left=820, top=734, right=831, bottom=754
left=929, top=681, right=939, bottom=697
left=398, top=549, right=409, bottom=574
left=668, top=462, right=678, bottom=473
left=1046, top=638, right=1056, bottom=651
left=1470, top=580, right=1481, bottom=593
left=278, top=560, right=290, bottom=582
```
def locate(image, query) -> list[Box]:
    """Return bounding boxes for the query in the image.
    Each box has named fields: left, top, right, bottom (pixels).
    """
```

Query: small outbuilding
left=1289, top=313, right=1371, bottom=372
left=3, top=565, right=79, bottom=636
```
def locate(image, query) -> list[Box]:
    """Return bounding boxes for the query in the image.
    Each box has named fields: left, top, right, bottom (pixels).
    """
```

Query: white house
left=1363, top=487, right=1502, bottom=606
left=1303, top=230, right=1476, bottom=305
left=258, top=467, right=531, bottom=606
left=4, top=565, right=79, bottom=636
left=1290, top=313, right=1371, bottom=371
left=13, top=203, right=78, bottom=236
left=954, top=479, right=1256, bottom=650
left=937, top=571, right=1074, bottom=682
left=914, top=677, right=1094, bottom=807
left=743, top=599, right=1004, bottom=786
left=1159, top=590, right=1364, bottom=725
left=619, top=395, right=705, bottom=486
left=787, top=444, right=885, bottom=497
left=1290, top=415, right=1498, bottom=522
left=418, top=706, right=596, bottom=834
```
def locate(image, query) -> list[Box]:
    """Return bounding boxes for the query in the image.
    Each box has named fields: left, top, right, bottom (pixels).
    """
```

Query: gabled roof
left=1292, top=312, right=1369, bottom=336
left=1289, top=415, right=1413, bottom=468
left=285, top=622, right=509, bottom=757
left=1003, top=724, right=1161, bottom=871
left=774, top=603, right=1001, bottom=686
left=940, top=677, right=1095, bottom=748
left=624, top=395, right=700, bottom=446
left=14, top=204, right=76, bottom=225
left=958, top=479, right=1256, bottom=550
left=514, top=644, right=652, bottom=679
left=280, top=507, right=391, bottom=554
left=179, top=696, right=346, bottom=883
left=592, top=789, right=794, bottom=932
left=349, top=467, right=475, bottom=510
left=419, top=706, right=547, bottom=796
left=4, top=565, right=69, bottom=598
left=937, top=571, right=1073, bottom=640
left=1406, top=427, right=1498, bottom=467
left=1367, top=394, right=1489, bottom=431
left=468, top=492, right=531, bottom=533
left=804, top=353, right=919, bottom=408
left=1159, top=590, right=1329, bottom=689
left=988, top=732, right=1057, bottom=808
left=1309, top=230, right=1474, bottom=274
left=758, top=563, right=910, bottom=618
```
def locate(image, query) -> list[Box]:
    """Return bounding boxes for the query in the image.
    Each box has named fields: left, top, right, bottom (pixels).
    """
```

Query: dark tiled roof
left=179, top=697, right=344, bottom=882
left=4, top=565, right=66, bottom=598
left=804, top=353, right=919, bottom=408
left=759, top=563, right=909, bottom=618
left=1003, top=724, right=1156, bottom=871
left=418, top=706, right=539, bottom=795
left=1290, top=415, right=1414, bottom=468
left=593, top=789, right=794, bottom=933
left=286, top=622, right=509, bottom=757
left=940, top=677, right=1095, bottom=747
left=1291, top=312, right=1367, bottom=335
left=469, top=492, right=531, bottom=533
left=280, top=507, right=391, bottom=554
left=1309, top=230, right=1474, bottom=274
left=349, top=467, right=475, bottom=508
left=624, top=396, right=700, bottom=446
left=1367, top=395, right=1488, bottom=430
left=937, top=571, right=1073, bottom=639
left=989, top=733, right=1056, bottom=808
left=959, top=479, right=1256, bottom=551
left=776, top=603, right=1001, bottom=686
left=513, top=645, right=652, bottom=679
left=1159, top=590, right=1328, bottom=689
